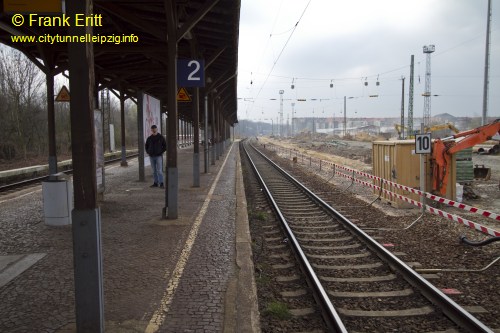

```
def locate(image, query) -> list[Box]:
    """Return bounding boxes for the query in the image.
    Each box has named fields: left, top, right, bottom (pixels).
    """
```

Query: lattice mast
left=422, top=45, right=435, bottom=129
left=408, top=55, right=415, bottom=136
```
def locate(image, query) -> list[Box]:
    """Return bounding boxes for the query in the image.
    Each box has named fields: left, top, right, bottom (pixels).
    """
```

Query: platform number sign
left=415, top=133, right=431, bottom=154
left=177, top=59, right=205, bottom=87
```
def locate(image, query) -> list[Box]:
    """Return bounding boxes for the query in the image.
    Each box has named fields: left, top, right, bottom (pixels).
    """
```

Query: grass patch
left=264, top=301, right=291, bottom=320
left=255, top=274, right=271, bottom=286
left=253, top=211, right=267, bottom=221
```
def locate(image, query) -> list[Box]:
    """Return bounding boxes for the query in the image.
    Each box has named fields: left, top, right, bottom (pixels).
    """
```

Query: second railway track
left=0, top=153, right=139, bottom=196
left=242, top=140, right=493, bottom=333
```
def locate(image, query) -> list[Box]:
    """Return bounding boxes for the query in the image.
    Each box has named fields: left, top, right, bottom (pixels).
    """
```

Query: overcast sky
left=237, top=0, right=500, bottom=122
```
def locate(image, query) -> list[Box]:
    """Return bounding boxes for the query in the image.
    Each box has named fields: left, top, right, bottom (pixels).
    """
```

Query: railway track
left=0, top=153, right=139, bottom=195
left=242, top=140, right=493, bottom=333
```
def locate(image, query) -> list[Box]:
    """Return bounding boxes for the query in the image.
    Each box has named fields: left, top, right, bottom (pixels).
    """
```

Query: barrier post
left=320, top=160, right=322, bottom=171
left=309, top=156, right=312, bottom=166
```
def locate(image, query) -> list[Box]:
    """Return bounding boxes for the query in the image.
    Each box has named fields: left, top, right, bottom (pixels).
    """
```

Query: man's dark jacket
left=145, top=134, right=167, bottom=156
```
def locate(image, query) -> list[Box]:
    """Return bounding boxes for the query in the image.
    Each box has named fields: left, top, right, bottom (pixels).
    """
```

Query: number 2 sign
left=177, top=59, right=205, bottom=87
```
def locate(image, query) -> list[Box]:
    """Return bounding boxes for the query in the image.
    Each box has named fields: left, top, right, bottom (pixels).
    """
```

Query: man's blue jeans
left=149, top=155, right=164, bottom=184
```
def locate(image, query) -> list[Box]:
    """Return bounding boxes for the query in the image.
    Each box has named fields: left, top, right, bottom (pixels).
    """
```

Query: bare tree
left=0, top=46, right=45, bottom=159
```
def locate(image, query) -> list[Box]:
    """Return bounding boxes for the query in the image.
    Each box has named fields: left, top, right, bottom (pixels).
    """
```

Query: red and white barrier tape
left=285, top=147, right=500, bottom=222
left=272, top=144, right=500, bottom=226
left=332, top=169, right=500, bottom=237
left=424, top=194, right=500, bottom=221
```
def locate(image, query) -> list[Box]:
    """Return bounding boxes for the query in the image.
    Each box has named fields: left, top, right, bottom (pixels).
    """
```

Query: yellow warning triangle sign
left=55, top=85, right=70, bottom=102
left=177, top=87, right=191, bottom=102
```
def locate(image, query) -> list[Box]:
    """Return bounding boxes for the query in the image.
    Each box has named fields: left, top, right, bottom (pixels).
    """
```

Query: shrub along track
left=242, top=140, right=496, bottom=332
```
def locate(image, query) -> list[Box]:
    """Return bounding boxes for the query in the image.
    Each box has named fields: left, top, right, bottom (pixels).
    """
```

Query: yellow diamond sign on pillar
left=176, top=87, right=191, bottom=102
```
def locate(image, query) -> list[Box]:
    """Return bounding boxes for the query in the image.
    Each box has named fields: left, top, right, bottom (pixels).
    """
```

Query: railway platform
left=0, top=142, right=260, bottom=333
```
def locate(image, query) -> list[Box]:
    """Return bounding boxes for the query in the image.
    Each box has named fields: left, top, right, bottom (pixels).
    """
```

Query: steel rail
left=242, top=141, right=348, bottom=333
left=246, top=142, right=493, bottom=333
left=0, top=153, right=139, bottom=193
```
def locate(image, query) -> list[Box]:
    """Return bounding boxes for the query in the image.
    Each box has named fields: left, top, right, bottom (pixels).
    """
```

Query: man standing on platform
left=145, top=124, right=166, bottom=188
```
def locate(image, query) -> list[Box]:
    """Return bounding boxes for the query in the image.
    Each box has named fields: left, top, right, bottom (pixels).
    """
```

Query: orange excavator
left=432, top=119, right=500, bottom=195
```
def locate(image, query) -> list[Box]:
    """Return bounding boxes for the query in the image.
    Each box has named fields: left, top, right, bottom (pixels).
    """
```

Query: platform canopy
left=0, top=0, right=240, bottom=125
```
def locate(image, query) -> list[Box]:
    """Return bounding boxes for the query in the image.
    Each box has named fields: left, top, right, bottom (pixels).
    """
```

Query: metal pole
left=420, top=123, right=426, bottom=213
left=343, top=96, right=347, bottom=137
left=193, top=88, right=200, bottom=186
left=137, top=93, right=145, bottom=181
left=120, top=89, right=128, bottom=167
left=400, top=76, right=405, bottom=140
left=216, top=106, right=220, bottom=160
left=46, top=72, right=57, bottom=174
left=279, top=90, right=284, bottom=136
left=482, top=0, right=492, bottom=126
left=211, top=94, right=216, bottom=165
left=204, top=94, right=209, bottom=173
left=164, top=108, right=168, bottom=213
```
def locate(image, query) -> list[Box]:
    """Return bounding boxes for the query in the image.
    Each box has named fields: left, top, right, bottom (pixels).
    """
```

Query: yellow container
left=372, top=140, right=455, bottom=208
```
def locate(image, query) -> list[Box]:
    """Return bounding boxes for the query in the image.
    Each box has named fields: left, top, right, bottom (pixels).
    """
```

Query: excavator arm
left=425, top=123, right=460, bottom=134
left=432, top=119, right=500, bottom=195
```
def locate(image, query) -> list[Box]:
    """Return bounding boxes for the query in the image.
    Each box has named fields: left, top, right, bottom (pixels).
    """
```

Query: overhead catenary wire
left=253, top=0, right=313, bottom=104
left=244, top=26, right=498, bottom=92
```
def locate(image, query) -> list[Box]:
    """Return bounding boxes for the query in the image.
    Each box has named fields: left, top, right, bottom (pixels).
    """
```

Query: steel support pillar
left=46, top=73, right=57, bottom=175
left=215, top=105, right=220, bottom=160
left=163, top=111, right=168, bottom=217
left=204, top=95, right=209, bottom=173
left=67, top=0, right=104, bottom=331
left=183, top=120, right=186, bottom=145
left=222, top=115, right=226, bottom=151
left=224, top=121, right=227, bottom=150
left=137, top=93, right=145, bottom=181
left=192, top=87, right=200, bottom=186
left=166, top=0, right=178, bottom=219
left=120, top=89, right=128, bottom=167
left=210, top=94, right=216, bottom=165
left=179, top=120, right=182, bottom=146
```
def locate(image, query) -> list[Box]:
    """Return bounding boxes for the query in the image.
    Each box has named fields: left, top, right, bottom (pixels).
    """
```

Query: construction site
left=254, top=117, right=500, bottom=217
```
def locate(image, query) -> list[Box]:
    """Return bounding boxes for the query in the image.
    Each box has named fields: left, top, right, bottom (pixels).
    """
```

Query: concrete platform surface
left=0, top=141, right=260, bottom=333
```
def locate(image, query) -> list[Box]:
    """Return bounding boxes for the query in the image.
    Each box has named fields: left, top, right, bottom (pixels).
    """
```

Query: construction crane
left=425, top=123, right=460, bottom=134
left=432, top=119, right=500, bottom=195
left=394, top=124, right=408, bottom=139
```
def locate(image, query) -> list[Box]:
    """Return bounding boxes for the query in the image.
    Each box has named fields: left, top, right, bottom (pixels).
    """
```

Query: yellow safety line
left=145, top=144, right=234, bottom=333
